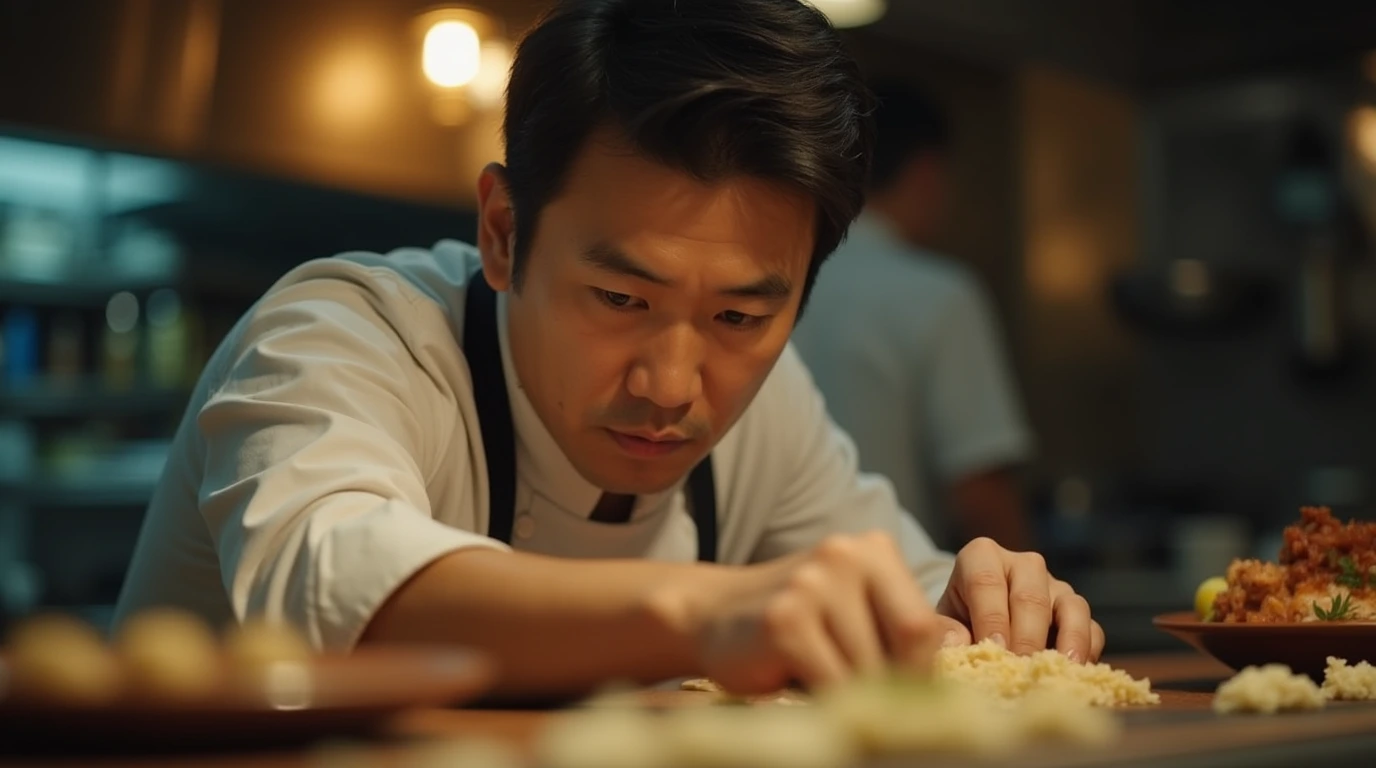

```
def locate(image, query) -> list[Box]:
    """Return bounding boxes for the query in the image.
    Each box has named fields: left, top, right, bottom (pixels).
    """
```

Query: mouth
left=605, top=429, right=692, bottom=459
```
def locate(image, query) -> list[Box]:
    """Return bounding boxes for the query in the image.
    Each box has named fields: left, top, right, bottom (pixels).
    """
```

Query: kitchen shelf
left=0, top=479, right=157, bottom=508
left=0, top=381, right=189, bottom=418
left=0, top=276, right=178, bottom=308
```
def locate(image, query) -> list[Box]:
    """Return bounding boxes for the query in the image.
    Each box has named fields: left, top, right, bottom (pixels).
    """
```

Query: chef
left=115, top=0, right=1102, bottom=701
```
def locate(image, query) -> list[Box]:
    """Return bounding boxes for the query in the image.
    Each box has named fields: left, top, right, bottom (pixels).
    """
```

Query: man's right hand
left=690, top=531, right=955, bottom=695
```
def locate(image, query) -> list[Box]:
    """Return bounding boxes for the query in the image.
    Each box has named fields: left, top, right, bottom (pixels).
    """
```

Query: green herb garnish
left=1314, top=593, right=1355, bottom=621
left=1335, top=556, right=1367, bottom=589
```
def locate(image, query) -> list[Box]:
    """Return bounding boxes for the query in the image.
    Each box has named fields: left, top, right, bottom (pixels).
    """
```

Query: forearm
left=358, top=547, right=737, bottom=701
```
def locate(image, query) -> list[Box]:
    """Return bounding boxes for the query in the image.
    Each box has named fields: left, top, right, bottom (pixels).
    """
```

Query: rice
left=1212, top=664, right=1326, bottom=714
left=935, top=639, right=1160, bottom=707
left=1322, top=656, right=1376, bottom=701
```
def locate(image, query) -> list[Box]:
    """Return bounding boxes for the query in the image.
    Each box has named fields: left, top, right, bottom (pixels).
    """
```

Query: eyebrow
left=581, top=243, right=669, bottom=285
left=580, top=242, right=794, bottom=301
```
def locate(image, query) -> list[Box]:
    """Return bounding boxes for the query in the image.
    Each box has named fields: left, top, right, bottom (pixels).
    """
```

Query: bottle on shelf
left=101, top=291, right=140, bottom=391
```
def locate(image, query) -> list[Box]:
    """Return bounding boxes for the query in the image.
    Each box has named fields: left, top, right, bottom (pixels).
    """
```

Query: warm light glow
left=806, top=0, right=887, bottom=28
left=468, top=39, right=512, bottom=109
left=1028, top=221, right=1099, bottom=302
left=1350, top=105, right=1376, bottom=170
left=315, top=43, right=388, bottom=127
left=423, top=19, right=481, bottom=88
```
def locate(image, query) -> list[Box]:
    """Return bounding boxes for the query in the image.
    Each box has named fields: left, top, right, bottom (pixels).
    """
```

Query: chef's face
left=476, top=132, right=815, bottom=495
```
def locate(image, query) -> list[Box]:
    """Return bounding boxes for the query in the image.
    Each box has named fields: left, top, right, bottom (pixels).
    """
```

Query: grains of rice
left=1322, top=656, right=1376, bottom=701
left=1212, top=664, right=1325, bottom=714
left=935, top=639, right=1160, bottom=707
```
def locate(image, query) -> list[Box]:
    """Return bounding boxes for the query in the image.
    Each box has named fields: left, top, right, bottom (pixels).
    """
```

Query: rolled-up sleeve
left=196, top=269, right=507, bottom=651
left=750, top=345, right=955, bottom=605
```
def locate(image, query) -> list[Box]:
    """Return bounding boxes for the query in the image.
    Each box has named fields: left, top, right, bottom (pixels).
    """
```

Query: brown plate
left=0, top=646, right=494, bottom=752
left=1153, top=611, right=1376, bottom=679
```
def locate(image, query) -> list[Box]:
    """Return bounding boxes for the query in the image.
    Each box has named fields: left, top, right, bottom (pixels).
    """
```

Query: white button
left=514, top=515, right=536, bottom=540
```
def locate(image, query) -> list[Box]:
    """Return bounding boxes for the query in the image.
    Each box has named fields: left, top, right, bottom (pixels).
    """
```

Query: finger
left=1050, top=586, right=1095, bottom=663
left=1007, top=553, right=1053, bottom=655
left=765, top=591, right=850, bottom=691
left=854, top=533, right=944, bottom=666
left=955, top=539, right=1012, bottom=647
left=823, top=590, right=887, bottom=675
left=803, top=545, right=886, bottom=674
left=1090, top=620, right=1106, bottom=661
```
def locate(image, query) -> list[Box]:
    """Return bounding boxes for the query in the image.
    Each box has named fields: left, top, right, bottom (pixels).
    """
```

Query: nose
left=625, top=324, right=704, bottom=410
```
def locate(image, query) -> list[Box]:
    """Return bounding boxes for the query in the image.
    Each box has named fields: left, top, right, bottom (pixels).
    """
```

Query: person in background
left=792, top=80, right=1035, bottom=553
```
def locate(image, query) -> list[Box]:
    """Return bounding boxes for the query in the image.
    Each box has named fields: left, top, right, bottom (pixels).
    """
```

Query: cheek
left=704, top=345, right=785, bottom=422
left=546, top=331, right=630, bottom=416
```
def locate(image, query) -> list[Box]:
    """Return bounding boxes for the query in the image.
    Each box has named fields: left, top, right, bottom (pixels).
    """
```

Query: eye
left=717, top=309, right=767, bottom=331
left=592, top=288, right=642, bottom=311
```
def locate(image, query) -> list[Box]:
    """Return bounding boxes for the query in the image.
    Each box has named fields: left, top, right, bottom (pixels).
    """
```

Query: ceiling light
left=805, top=0, right=888, bottom=29
left=422, top=19, right=481, bottom=88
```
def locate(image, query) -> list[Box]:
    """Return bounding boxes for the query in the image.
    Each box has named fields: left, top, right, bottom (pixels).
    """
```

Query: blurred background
left=1, top=0, right=1375, bottom=652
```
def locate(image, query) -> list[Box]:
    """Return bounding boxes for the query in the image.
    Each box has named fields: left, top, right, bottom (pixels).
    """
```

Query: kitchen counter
left=3, top=652, right=1373, bottom=768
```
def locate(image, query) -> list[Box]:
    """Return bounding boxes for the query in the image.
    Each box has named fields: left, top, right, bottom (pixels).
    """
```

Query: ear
left=476, top=162, right=517, bottom=292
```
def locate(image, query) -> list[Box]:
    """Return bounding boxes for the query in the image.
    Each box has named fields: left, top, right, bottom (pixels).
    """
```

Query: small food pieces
left=535, top=707, right=669, bottom=768
left=404, top=738, right=525, bottom=768
left=1213, top=664, right=1326, bottom=714
left=818, top=674, right=1122, bottom=757
left=663, top=705, right=855, bottom=768
left=308, top=740, right=379, bottom=768
left=685, top=640, right=1158, bottom=710
left=1322, top=656, right=1376, bottom=701
left=541, top=666, right=1132, bottom=766
left=5, top=609, right=320, bottom=708
left=680, top=678, right=808, bottom=705
left=5, top=614, right=123, bottom=705
left=1196, top=576, right=1229, bottom=621
left=537, top=702, right=856, bottom=768
left=936, top=639, right=1160, bottom=706
left=225, top=618, right=312, bottom=671
left=115, top=608, right=222, bottom=700
left=681, top=677, right=723, bottom=694
left=1014, top=684, right=1123, bottom=747
left=818, top=676, right=1019, bottom=757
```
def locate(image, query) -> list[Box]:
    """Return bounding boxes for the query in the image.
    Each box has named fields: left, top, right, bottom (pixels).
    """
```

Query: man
left=793, top=81, right=1035, bottom=553
left=116, top=0, right=1095, bottom=702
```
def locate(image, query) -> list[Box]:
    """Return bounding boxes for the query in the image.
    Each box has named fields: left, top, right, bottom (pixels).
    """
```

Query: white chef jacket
left=114, top=240, right=956, bottom=651
left=792, top=213, right=1033, bottom=550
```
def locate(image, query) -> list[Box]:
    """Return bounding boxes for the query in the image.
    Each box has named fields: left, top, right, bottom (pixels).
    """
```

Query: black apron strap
left=463, top=273, right=517, bottom=545
left=462, top=272, right=717, bottom=562
left=687, top=459, right=717, bottom=563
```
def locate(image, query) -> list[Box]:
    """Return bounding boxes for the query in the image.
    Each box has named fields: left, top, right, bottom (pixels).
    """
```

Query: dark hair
left=867, top=79, right=949, bottom=192
left=502, top=0, right=874, bottom=309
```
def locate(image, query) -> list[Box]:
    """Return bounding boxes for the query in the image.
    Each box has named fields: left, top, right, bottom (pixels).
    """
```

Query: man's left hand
left=934, top=537, right=1104, bottom=662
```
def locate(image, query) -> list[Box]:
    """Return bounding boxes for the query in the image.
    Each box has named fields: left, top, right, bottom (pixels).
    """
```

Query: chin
left=589, top=466, right=686, bottom=496
left=576, top=455, right=700, bottom=496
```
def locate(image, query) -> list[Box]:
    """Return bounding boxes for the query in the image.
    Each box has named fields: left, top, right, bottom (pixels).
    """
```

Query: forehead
left=534, top=132, right=816, bottom=276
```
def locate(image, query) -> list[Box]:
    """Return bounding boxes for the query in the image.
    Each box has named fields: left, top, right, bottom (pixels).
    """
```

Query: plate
left=0, top=646, right=494, bottom=752
left=1153, top=611, right=1376, bottom=679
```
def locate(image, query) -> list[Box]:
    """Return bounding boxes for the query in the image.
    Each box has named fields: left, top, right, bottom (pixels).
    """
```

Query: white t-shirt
left=792, top=213, right=1033, bottom=550
left=115, top=240, right=956, bottom=650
